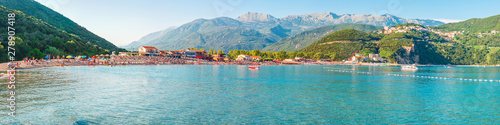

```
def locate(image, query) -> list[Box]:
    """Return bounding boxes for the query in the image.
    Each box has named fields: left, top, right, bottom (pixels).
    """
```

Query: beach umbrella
left=105, top=54, right=110, bottom=56
left=81, top=55, right=87, bottom=58
left=66, top=55, right=73, bottom=59
left=87, top=58, right=93, bottom=61
left=45, top=55, right=50, bottom=59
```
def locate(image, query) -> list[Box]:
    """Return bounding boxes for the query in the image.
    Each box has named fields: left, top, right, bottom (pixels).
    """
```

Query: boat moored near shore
left=249, top=66, right=259, bottom=69
left=402, top=64, right=418, bottom=70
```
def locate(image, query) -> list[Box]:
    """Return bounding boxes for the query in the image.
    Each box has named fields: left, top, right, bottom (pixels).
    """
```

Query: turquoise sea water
left=0, top=65, right=499, bottom=124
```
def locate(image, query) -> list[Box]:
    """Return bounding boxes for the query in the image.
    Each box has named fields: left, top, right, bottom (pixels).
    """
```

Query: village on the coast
left=1, top=45, right=391, bottom=72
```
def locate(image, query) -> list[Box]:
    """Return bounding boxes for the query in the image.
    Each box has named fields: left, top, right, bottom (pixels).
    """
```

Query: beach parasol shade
left=105, top=54, right=110, bottom=56
left=81, top=55, right=87, bottom=58
left=66, top=55, right=73, bottom=59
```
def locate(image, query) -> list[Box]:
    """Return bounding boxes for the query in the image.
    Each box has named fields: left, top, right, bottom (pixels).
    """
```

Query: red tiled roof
left=250, top=56, right=260, bottom=58
left=140, top=46, right=157, bottom=49
left=170, top=50, right=185, bottom=53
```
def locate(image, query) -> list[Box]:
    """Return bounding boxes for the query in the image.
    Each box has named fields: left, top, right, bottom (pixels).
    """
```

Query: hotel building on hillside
left=138, top=46, right=160, bottom=56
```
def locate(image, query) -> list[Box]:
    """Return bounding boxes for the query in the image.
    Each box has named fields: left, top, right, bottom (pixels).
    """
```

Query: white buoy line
left=326, top=69, right=373, bottom=75
left=325, top=69, right=500, bottom=83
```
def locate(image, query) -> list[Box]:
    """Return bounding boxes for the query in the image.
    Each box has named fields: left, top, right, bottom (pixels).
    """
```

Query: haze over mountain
left=124, top=12, right=445, bottom=51
left=121, top=26, right=177, bottom=50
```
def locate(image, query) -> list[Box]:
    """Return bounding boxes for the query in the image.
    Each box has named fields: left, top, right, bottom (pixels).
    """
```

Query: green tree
left=287, top=51, right=297, bottom=59
left=218, top=50, right=224, bottom=54
left=0, top=42, right=6, bottom=62
left=29, top=48, right=44, bottom=59
left=277, top=51, right=287, bottom=60
left=249, top=49, right=261, bottom=56
left=43, top=46, right=62, bottom=56
left=313, top=52, right=323, bottom=60
left=267, top=51, right=274, bottom=59
left=306, top=52, right=315, bottom=59
left=233, top=50, right=240, bottom=55
left=296, top=52, right=304, bottom=58
left=50, top=37, right=64, bottom=49
left=227, top=50, right=233, bottom=59
left=64, top=40, right=77, bottom=54
left=329, top=53, right=338, bottom=61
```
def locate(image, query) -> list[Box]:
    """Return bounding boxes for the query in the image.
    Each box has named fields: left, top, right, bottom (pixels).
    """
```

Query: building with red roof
left=138, top=46, right=159, bottom=56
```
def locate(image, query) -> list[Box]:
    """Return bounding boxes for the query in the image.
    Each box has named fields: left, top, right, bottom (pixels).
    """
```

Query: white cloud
left=433, top=19, right=464, bottom=24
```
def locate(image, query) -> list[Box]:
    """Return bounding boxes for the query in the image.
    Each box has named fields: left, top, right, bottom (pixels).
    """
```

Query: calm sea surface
left=1, top=65, right=499, bottom=124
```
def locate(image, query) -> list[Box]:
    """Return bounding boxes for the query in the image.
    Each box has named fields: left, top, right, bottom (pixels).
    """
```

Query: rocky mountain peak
left=237, top=12, right=277, bottom=22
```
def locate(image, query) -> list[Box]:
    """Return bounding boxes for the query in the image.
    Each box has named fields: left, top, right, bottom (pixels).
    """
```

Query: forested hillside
left=0, top=0, right=124, bottom=52
left=0, top=6, right=111, bottom=62
left=300, top=28, right=499, bottom=65
left=263, top=24, right=382, bottom=51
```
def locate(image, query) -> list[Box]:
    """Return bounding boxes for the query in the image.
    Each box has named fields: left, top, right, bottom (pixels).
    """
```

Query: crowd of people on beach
left=0, top=55, right=353, bottom=71
left=2, top=56, right=277, bottom=70
left=109, top=56, right=283, bottom=65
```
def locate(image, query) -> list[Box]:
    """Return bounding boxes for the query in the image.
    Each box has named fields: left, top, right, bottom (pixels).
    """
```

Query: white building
left=236, top=55, right=250, bottom=61
left=138, top=46, right=159, bottom=56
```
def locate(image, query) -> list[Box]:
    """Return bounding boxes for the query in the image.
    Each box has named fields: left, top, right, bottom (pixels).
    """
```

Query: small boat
left=401, top=64, right=418, bottom=70
left=249, top=66, right=259, bottom=69
left=250, top=63, right=261, bottom=65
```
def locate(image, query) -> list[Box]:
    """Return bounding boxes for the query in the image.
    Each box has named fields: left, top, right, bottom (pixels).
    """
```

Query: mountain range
left=123, top=12, right=445, bottom=51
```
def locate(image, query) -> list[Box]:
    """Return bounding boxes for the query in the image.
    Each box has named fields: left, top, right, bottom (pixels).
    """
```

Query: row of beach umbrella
left=44, top=54, right=113, bottom=59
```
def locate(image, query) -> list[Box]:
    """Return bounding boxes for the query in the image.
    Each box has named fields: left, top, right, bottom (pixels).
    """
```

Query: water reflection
left=0, top=65, right=498, bottom=124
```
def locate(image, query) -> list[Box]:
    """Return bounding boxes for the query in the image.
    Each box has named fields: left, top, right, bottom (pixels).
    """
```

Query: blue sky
left=35, top=0, right=500, bottom=46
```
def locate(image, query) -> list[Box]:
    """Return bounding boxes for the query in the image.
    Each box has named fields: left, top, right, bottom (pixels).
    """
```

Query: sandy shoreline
left=0, top=56, right=280, bottom=71
left=1, top=58, right=499, bottom=72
